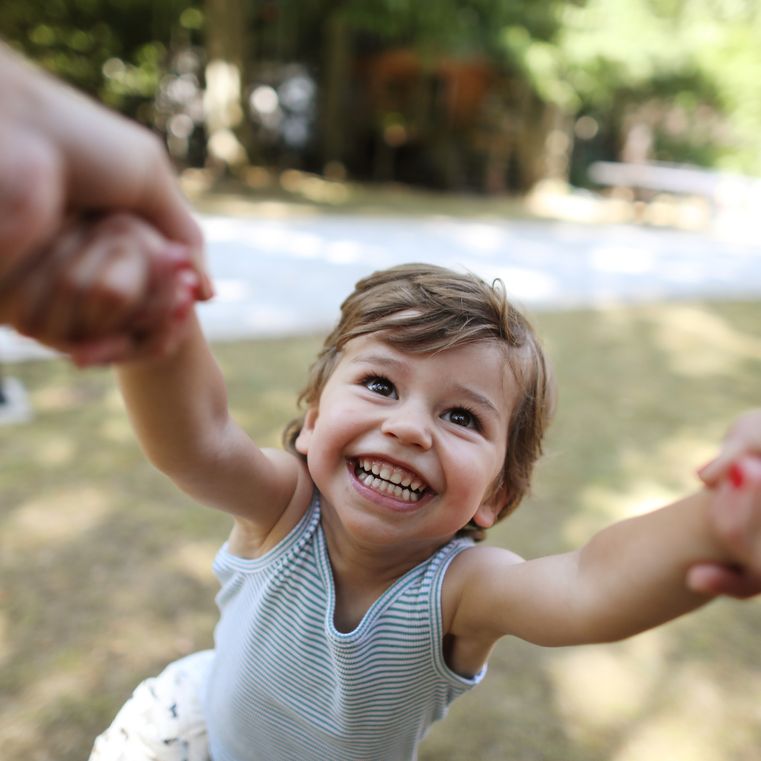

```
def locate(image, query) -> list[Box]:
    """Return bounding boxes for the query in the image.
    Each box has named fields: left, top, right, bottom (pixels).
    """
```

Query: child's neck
left=320, top=501, right=453, bottom=632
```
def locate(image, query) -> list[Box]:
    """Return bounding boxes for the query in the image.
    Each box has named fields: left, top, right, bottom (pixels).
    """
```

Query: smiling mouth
left=352, top=457, right=429, bottom=503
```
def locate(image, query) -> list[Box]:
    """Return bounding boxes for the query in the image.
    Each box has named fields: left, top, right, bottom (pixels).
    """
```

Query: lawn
left=1, top=298, right=760, bottom=761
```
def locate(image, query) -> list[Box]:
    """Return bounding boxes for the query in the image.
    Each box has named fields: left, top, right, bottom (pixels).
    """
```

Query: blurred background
left=2, top=2, right=761, bottom=761
left=3, top=0, right=761, bottom=210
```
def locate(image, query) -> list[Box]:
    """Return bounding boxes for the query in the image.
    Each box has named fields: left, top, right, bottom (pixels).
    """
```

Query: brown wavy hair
left=283, top=263, right=555, bottom=540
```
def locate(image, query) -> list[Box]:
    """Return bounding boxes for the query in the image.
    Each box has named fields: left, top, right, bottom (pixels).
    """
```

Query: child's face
left=295, top=333, right=514, bottom=553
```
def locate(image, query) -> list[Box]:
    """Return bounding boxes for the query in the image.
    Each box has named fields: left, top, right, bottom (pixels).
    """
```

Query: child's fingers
left=75, top=274, right=198, bottom=366
left=126, top=251, right=199, bottom=343
left=75, top=215, right=169, bottom=336
left=3, top=210, right=200, bottom=360
left=9, top=215, right=149, bottom=343
left=32, top=228, right=120, bottom=340
left=130, top=273, right=198, bottom=359
left=70, top=334, right=137, bottom=367
left=52, top=214, right=184, bottom=343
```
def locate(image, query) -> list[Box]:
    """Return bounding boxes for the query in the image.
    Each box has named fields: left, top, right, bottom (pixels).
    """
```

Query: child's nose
left=380, top=401, right=433, bottom=449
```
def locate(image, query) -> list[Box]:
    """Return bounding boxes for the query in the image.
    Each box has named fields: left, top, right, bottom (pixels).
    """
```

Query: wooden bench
left=588, top=161, right=761, bottom=212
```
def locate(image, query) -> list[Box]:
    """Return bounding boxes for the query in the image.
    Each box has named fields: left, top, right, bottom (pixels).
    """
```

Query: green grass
left=1, top=301, right=760, bottom=761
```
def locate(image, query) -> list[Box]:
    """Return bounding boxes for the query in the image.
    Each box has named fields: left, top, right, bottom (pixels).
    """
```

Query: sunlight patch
left=651, top=306, right=761, bottom=377
left=98, top=415, right=134, bottom=443
left=563, top=482, right=680, bottom=546
left=548, top=633, right=665, bottom=732
left=0, top=611, right=8, bottom=663
left=33, top=435, right=75, bottom=466
left=165, top=541, right=218, bottom=583
left=610, top=664, right=753, bottom=761
left=8, top=486, right=111, bottom=548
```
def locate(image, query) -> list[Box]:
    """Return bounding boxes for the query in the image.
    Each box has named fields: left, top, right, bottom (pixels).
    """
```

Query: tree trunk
left=320, top=12, right=351, bottom=173
left=203, top=0, right=249, bottom=170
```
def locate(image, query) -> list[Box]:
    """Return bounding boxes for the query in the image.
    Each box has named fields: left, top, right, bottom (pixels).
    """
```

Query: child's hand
left=687, top=454, right=761, bottom=597
left=0, top=213, right=202, bottom=364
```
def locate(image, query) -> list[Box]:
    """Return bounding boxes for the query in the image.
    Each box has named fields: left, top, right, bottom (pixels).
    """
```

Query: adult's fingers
left=0, top=124, right=64, bottom=275
left=706, top=457, right=761, bottom=574
left=686, top=563, right=761, bottom=599
left=698, top=443, right=745, bottom=486
left=699, top=410, right=761, bottom=486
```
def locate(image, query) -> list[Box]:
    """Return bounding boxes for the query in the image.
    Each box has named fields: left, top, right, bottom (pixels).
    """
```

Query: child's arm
left=8, top=210, right=305, bottom=536
left=115, top=310, right=309, bottom=532
left=449, top=483, right=758, bottom=652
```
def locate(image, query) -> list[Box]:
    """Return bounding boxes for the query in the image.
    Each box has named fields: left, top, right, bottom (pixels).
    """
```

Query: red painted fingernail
left=729, top=463, right=745, bottom=489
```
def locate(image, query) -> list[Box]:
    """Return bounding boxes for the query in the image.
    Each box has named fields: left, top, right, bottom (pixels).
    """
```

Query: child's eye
left=363, top=375, right=397, bottom=398
left=443, top=408, right=479, bottom=430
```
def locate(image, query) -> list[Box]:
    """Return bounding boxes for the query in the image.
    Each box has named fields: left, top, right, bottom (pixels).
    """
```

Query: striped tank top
left=204, top=491, right=484, bottom=761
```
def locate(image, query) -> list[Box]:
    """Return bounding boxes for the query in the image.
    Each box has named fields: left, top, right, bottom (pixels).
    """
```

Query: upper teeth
left=357, top=458, right=426, bottom=501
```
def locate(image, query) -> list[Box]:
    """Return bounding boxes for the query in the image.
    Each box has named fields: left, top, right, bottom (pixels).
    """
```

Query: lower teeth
left=358, top=469, right=420, bottom=502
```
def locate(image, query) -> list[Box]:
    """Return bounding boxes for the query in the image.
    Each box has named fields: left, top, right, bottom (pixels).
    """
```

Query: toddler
left=22, top=214, right=761, bottom=761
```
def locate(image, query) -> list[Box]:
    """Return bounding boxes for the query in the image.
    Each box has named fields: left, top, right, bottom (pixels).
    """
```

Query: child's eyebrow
left=449, top=385, right=501, bottom=417
left=349, top=352, right=404, bottom=370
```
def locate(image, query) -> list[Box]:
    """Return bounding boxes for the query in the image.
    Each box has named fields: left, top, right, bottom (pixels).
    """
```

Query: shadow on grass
left=1, top=303, right=760, bottom=761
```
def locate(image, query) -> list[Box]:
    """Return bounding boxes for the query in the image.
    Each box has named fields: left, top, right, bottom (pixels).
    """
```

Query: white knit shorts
left=89, top=650, right=214, bottom=761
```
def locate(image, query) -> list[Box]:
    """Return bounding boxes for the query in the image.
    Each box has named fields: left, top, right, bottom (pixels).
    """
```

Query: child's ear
left=472, top=499, right=501, bottom=529
left=294, top=407, right=318, bottom=455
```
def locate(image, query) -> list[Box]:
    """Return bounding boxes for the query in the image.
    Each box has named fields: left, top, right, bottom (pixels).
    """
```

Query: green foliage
left=340, top=0, right=568, bottom=55
left=499, top=24, right=578, bottom=109
left=559, top=0, right=761, bottom=173
left=0, top=0, right=200, bottom=116
left=2, top=0, right=760, bottom=176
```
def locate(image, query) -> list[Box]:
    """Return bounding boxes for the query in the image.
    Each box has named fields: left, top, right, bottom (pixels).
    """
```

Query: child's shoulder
left=440, top=544, right=525, bottom=675
left=445, top=543, right=525, bottom=585
left=442, top=544, right=524, bottom=624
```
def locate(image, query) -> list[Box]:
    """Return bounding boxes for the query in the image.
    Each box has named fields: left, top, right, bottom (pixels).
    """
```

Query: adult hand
left=0, top=41, right=212, bottom=300
left=686, top=563, right=761, bottom=599
left=698, top=410, right=761, bottom=488
left=0, top=213, right=200, bottom=365
left=688, top=453, right=761, bottom=597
